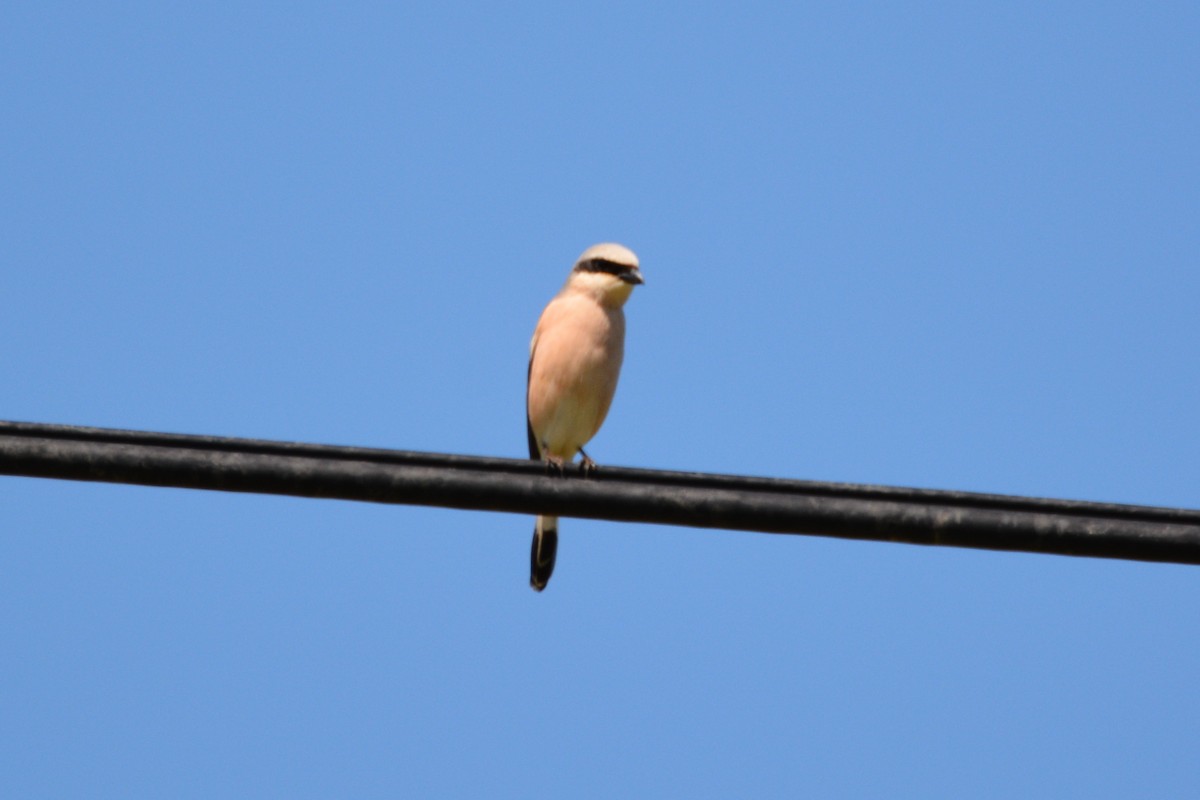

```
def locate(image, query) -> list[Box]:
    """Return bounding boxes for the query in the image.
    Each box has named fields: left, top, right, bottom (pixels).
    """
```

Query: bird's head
left=566, top=242, right=644, bottom=306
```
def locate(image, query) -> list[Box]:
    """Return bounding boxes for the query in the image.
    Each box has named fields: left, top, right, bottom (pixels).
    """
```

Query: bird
left=526, top=243, right=644, bottom=591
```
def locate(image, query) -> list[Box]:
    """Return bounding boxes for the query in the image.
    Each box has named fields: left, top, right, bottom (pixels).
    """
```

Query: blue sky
left=2, top=2, right=1198, bottom=796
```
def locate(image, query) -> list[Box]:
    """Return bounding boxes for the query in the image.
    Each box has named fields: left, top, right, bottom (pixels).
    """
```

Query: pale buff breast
left=527, top=294, right=626, bottom=459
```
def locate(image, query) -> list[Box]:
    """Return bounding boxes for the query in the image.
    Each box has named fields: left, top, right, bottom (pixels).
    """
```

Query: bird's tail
left=530, top=515, right=558, bottom=591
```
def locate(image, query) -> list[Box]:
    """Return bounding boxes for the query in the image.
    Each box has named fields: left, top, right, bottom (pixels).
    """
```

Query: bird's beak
left=621, top=269, right=645, bottom=286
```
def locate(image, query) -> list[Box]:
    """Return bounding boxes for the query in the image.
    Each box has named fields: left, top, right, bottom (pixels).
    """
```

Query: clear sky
left=2, top=2, right=1198, bottom=797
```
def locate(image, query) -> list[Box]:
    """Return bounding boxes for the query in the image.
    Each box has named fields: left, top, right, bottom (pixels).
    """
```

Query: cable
left=1, top=420, right=1198, bottom=565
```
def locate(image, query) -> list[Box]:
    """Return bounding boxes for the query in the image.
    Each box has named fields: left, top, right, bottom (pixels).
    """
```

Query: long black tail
left=530, top=515, right=558, bottom=591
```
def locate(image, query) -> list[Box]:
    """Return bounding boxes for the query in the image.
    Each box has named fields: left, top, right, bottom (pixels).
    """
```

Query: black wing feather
left=526, top=348, right=540, bottom=460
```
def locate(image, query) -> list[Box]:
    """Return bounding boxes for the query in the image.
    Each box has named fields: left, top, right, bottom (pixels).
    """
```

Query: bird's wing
left=526, top=336, right=541, bottom=460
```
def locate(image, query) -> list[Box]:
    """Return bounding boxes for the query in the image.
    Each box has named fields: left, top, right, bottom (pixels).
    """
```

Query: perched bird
left=526, top=243, right=644, bottom=591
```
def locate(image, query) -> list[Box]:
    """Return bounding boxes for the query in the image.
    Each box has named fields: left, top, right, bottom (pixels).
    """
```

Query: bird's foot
left=543, top=454, right=566, bottom=476
left=578, top=448, right=598, bottom=477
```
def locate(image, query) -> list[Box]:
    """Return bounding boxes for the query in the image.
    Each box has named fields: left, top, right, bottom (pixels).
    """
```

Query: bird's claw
left=543, top=455, right=566, bottom=477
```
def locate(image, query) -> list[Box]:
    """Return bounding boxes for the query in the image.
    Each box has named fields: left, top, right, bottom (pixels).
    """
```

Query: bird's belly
left=539, top=386, right=606, bottom=459
left=527, top=300, right=625, bottom=462
left=531, top=339, right=621, bottom=459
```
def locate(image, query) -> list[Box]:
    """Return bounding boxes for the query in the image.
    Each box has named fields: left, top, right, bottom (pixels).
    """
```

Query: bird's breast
left=528, top=299, right=626, bottom=458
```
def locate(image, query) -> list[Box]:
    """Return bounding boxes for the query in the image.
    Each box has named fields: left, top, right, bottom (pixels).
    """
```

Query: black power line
left=2, top=420, right=1198, bottom=565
